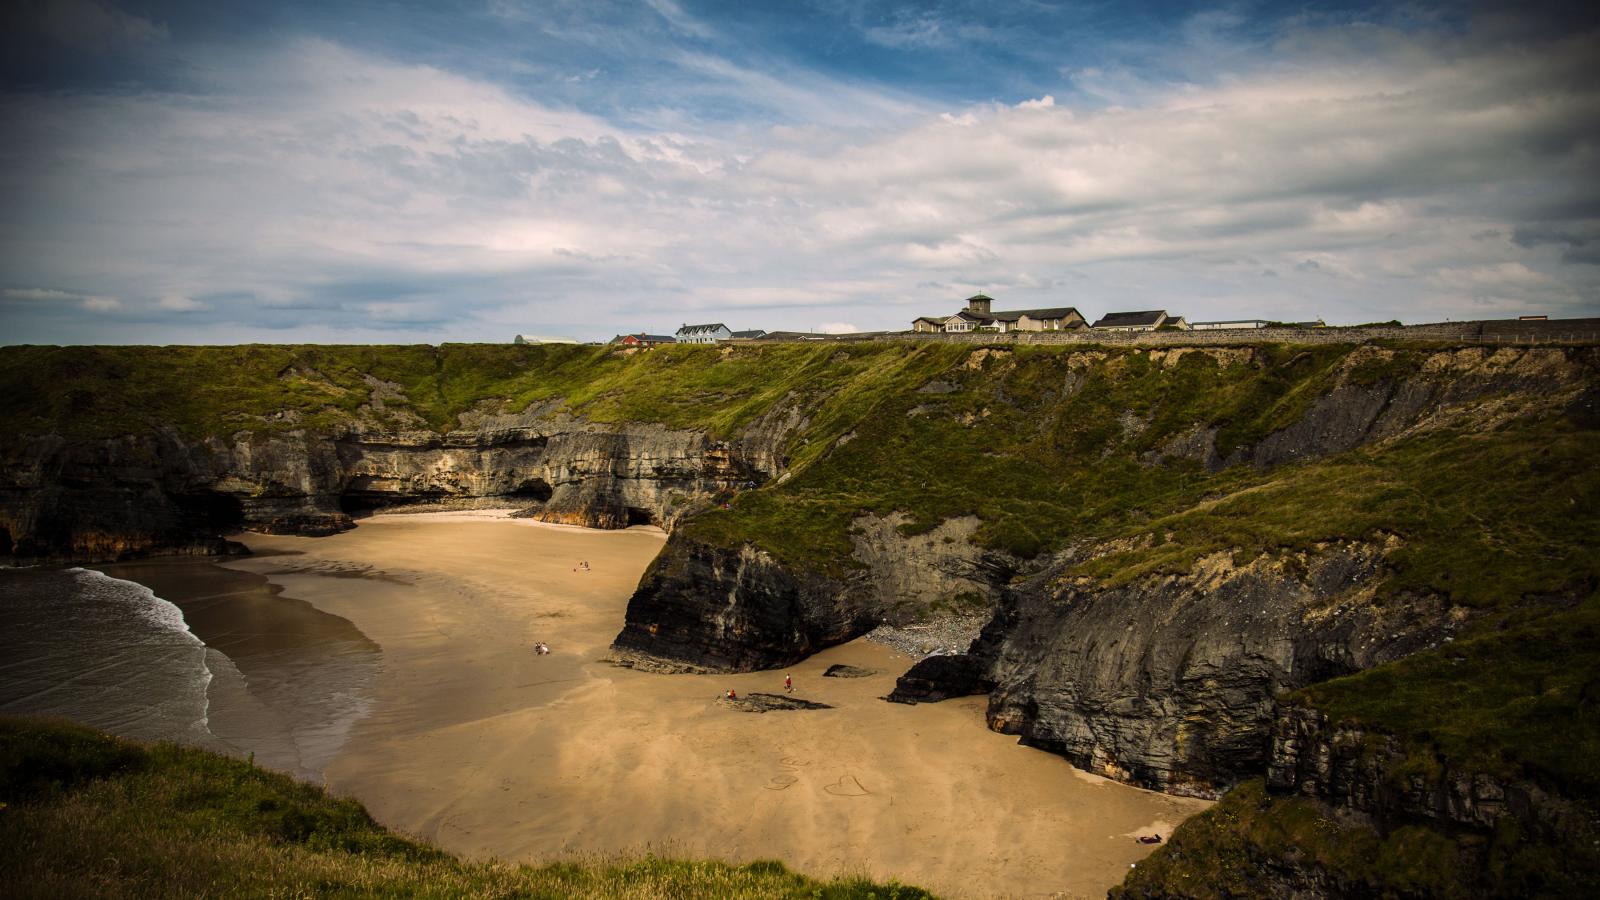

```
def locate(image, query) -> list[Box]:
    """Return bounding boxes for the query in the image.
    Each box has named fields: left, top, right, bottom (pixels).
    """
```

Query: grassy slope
left=0, top=718, right=932, bottom=899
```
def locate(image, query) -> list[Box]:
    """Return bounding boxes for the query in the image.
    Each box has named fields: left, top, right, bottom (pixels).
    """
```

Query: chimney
left=967, top=293, right=991, bottom=315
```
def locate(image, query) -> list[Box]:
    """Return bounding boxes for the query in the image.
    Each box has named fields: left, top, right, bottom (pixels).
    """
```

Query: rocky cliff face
left=967, top=541, right=1461, bottom=798
left=1266, top=705, right=1533, bottom=831
left=0, top=411, right=782, bottom=562
left=610, top=512, right=1018, bottom=672
left=610, top=540, right=869, bottom=672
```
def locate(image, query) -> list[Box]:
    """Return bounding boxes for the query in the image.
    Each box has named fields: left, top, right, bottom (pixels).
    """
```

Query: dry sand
left=222, top=512, right=1209, bottom=899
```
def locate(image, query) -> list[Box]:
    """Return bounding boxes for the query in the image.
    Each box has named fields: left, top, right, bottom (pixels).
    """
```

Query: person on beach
left=726, top=689, right=738, bottom=700
left=784, top=674, right=792, bottom=693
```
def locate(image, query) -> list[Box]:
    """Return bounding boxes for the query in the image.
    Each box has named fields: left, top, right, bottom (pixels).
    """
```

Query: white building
left=1091, top=310, right=1189, bottom=332
left=1190, top=320, right=1270, bottom=331
left=675, top=323, right=732, bottom=344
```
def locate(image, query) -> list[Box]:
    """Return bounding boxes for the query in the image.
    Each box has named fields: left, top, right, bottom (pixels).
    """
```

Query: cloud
left=15, top=0, right=167, bottom=51
left=2, top=286, right=120, bottom=311
left=1, top=11, right=1597, bottom=344
left=2, top=287, right=86, bottom=302
left=642, top=0, right=715, bottom=40
left=157, top=294, right=207, bottom=312
left=862, top=11, right=950, bottom=49
left=814, top=321, right=859, bottom=334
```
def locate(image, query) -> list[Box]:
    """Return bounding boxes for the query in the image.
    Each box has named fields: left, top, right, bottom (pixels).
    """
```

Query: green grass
left=1293, top=593, right=1600, bottom=796
left=1115, top=595, right=1600, bottom=899
left=0, top=718, right=934, bottom=899
left=0, top=343, right=962, bottom=441
left=1112, top=779, right=1598, bottom=899
left=1073, top=421, right=1600, bottom=608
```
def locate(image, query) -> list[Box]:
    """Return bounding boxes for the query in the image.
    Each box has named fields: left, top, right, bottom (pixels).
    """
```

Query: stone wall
left=810, top=318, right=1600, bottom=348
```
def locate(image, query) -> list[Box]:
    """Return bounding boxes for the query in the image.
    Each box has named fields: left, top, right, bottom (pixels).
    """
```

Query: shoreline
left=118, top=516, right=1204, bottom=898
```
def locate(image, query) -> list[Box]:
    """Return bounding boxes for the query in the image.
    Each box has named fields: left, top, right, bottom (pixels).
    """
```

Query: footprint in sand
left=824, top=774, right=871, bottom=797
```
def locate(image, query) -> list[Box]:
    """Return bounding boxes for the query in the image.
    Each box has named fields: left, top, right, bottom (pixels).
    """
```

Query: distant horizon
left=3, top=0, right=1598, bottom=345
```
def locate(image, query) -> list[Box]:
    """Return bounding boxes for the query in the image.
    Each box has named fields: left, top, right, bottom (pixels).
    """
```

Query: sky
left=1, top=0, right=1596, bottom=344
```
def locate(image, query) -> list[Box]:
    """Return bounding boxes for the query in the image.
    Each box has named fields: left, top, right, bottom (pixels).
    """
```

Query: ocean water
left=0, top=562, right=380, bottom=781
left=0, top=567, right=220, bottom=746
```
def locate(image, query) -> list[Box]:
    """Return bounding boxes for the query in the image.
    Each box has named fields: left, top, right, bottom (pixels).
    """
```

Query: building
left=912, top=294, right=1086, bottom=334
left=676, top=323, right=732, bottom=344
left=1190, top=320, right=1269, bottom=331
left=1091, top=310, right=1189, bottom=332
left=513, top=334, right=579, bottom=344
left=730, top=329, right=768, bottom=340
left=609, top=333, right=676, bottom=347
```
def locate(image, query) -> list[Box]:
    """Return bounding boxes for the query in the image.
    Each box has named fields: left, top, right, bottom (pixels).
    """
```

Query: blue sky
left=1, top=0, right=1596, bottom=343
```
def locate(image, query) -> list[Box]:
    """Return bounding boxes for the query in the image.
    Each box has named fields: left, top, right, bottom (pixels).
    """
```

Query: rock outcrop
left=610, top=513, right=1018, bottom=673
left=1, top=414, right=782, bottom=563
left=1266, top=705, right=1534, bottom=830
left=890, top=540, right=1466, bottom=798
left=610, top=539, right=873, bottom=672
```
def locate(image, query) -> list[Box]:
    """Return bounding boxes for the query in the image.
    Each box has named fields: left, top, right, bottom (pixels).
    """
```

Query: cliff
left=3, top=340, right=1597, bottom=896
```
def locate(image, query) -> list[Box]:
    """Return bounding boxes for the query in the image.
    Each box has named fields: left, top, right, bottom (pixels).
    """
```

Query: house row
left=607, top=324, right=768, bottom=346
left=911, top=294, right=1084, bottom=333
left=912, top=295, right=1324, bottom=334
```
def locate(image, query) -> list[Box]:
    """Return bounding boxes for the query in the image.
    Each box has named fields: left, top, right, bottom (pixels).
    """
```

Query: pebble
left=866, top=612, right=990, bottom=658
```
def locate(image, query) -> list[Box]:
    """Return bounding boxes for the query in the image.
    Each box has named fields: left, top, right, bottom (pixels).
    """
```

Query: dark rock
left=822, top=664, right=878, bottom=678
left=977, top=541, right=1462, bottom=797
left=720, top=692, right=833, bottom=713
left=886, top=654, right=992, bottom=704
left=610, top=536, right=876, bottom=672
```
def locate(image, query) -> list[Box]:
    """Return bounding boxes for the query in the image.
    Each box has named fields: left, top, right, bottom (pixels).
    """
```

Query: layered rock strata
left=1, top=417, right=776, bottom=562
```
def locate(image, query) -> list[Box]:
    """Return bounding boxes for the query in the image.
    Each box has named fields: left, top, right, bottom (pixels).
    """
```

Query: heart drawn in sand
left=823, top=774, right=871, bottom=797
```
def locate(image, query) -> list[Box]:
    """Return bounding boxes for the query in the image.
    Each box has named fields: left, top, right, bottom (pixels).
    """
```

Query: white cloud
left=2, top=286, right=120, bottom=311
left=2, top=287, right=86, bottom=302
left=815, top=322, right=860, bottom=334
left=157, top=294, right=207, bottom=312
left=862, top=12, right=949, bottom=49
left=1, top=19, right=1597, bottom=344
left=642, top=0, right=715, bottom=40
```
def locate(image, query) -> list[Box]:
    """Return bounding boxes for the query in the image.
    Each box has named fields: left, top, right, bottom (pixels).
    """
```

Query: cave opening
left=505, top=478, right=553, bottom=502
left=624, top=506, right=657, bottom=527
left=339, top=491, right=448, bottom=516
left=172, top=491, right=246, bottom=533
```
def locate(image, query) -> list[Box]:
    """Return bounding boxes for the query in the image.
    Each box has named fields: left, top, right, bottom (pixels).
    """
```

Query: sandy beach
left=209, top=513, right=1207, bottom=899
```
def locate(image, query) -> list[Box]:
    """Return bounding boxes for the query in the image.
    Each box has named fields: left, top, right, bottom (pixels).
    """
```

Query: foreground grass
left=0, top=719, right=933, bottom=899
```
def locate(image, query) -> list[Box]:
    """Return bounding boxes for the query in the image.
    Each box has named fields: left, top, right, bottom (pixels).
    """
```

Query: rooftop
left=1092, top=310, right=1167, bottom=328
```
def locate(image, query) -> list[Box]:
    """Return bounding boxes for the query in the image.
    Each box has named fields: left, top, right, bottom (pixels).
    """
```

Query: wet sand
left=97, top=557, right=380, bottom=781
left=215, top=513, right=1207, bottom=899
